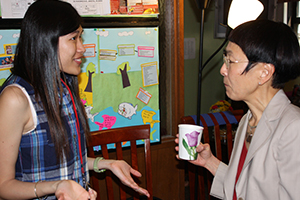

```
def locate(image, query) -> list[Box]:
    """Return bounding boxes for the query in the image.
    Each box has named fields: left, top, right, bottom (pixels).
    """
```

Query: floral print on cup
left=182, top=131, right=201, bottom=160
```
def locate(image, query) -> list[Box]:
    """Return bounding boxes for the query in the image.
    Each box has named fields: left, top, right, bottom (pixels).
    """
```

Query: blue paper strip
left=190, top=111, right=238, bottom=127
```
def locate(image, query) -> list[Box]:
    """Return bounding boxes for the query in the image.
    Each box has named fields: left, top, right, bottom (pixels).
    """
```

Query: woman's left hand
left=98, top=159, right=150, bottom=198
left=55, top=180, right=97, bottom=200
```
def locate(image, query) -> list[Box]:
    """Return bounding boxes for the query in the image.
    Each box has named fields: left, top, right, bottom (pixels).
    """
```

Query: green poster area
left=0, top=27, right=160, bottom=150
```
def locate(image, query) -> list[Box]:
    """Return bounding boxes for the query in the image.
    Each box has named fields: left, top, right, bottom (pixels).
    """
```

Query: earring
left=258, top=82, right=261, bottom=85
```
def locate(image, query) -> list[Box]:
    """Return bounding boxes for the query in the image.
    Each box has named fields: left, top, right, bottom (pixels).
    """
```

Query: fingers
left=175, top=154, right=183, bottom=160
left=88, top=188, right=97, bottom=200
left=126, top=181, right=149, bottom=198
left=196, top=143, right=209, bottom=152
left=129, top=168, right=142, bottom=178
left=136, top=187, right=150, bottom=198
left=195, top=143, right=204, bottom=152
left=56, top=180, right=91, bottom=200
left=121, top=177, right=150, bottom=198
left=109, top=160, right=150, bottom=198
left=122, top=168, right=150, bottom=197
left=174, top=134, right=179, bottom=144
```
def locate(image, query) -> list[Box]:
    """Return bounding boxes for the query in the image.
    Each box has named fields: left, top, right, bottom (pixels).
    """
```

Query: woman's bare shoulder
left=0, top=85, right=32, bottom=132
left=0, top=85, right=29, bottom=109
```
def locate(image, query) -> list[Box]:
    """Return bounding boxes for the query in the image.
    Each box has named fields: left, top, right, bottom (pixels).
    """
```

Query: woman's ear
left=259, top=63, right=274, bottom=85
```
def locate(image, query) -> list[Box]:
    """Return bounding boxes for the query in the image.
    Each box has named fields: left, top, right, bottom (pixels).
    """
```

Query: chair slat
left=116, top=142, right=123, bottom=160
left=88, top=125, right=153, bottom=200
left=220, top=112, right=233, bottom=161
left=115, top=142, right=127, bottom=200
left=199, top=115, right=210, bottom=200
left=144, top=138, right=153, bottom=198
left=130, top=140, right=138, bottom=170
left=200, top=115, right=210, bottom=144
left=188, top=163, right=196, bottom=200
left=101, top=144, right=109, bottom=159
left=100, top=144, right=114, bottom=200
left=208, top=113, right=222, bottom=160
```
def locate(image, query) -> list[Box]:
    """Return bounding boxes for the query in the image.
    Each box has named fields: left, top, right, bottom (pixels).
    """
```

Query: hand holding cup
left=177, top=124, right=203, bottom=160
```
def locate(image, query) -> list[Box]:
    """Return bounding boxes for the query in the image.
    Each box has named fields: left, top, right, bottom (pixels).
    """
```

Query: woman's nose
left=77, top=40, right=86, bottom=54
left=220, top=63, right=227, bottom=76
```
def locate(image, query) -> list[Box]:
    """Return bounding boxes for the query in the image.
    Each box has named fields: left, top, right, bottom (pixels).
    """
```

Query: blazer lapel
left=243, top=90, right=289, bottom=167
left=243, top=118, right=272, bottom=166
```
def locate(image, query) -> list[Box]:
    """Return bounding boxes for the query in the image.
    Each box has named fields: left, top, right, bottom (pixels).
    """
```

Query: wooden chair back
left=180, top=110, right=244, bottom=200
left=87, top=124, right=153, bottom=200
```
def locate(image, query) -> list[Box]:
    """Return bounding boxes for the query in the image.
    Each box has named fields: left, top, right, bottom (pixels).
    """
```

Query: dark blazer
left=210, top=90, right=300, bottom=200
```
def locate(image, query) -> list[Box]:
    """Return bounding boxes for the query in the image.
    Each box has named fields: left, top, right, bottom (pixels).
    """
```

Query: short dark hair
left=228, top=19, right=300, bottom=89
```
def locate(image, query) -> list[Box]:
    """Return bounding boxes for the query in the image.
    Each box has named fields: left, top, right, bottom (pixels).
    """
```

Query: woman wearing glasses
left=176, top=19, right=300, bottom=200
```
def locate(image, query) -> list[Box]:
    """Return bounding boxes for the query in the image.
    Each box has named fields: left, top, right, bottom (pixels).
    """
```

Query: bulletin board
left=79, top=27, right=161, bottom=149
left=0, top=27, right=161, bottom=148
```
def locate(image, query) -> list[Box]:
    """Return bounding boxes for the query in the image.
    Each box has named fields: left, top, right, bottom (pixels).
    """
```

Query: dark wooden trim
left=159, top=0, right=185, bottom=138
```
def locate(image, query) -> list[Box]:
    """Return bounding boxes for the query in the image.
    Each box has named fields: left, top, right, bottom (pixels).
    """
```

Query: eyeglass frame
left=222, top=50, right=253, bottom=69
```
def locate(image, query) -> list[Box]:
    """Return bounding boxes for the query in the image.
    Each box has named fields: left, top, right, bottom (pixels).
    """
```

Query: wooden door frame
left=159, top=0, right=185, bottom=139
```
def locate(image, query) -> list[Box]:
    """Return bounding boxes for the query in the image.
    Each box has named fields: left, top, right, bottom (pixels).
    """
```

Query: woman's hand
left=189, top=143, right=214, bottom=167
left=100, top=159, right=150, bottom=198
left=55, top=180, right=97, bottom=200
left=175, top=134, right=220, bottom=176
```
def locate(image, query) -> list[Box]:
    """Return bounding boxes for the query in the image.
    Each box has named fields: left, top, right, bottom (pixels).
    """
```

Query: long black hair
left=228, top=19, right=300, bottom=89
left=12, top=0, right=89, bottom=161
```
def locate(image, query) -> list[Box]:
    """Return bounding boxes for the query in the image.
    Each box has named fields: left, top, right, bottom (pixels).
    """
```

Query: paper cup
left=178, top=124, right=203, bottom=160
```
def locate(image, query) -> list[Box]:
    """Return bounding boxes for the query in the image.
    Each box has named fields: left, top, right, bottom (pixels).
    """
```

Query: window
left=296, top=2, right=300, bottom=43
left=288, top=1, right=300, bottom=44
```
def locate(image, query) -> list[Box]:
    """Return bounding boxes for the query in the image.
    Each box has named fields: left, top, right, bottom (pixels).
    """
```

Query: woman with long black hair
left=0, top=1, right=149, bottom=199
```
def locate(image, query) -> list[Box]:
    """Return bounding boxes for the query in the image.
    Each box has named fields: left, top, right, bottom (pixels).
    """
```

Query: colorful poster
left=0, top=27, right=160, bottom=148
left=0, top=30, right=18, bottom=85
left=79, top=27, right=160, bottom=148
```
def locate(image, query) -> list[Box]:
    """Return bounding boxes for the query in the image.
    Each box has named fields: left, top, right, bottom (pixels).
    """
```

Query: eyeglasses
left=223, top=54, right=250, bottom=69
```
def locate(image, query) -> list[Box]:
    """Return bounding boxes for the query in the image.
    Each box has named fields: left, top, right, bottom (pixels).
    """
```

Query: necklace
left=246, top=118, right=257, bottom=143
